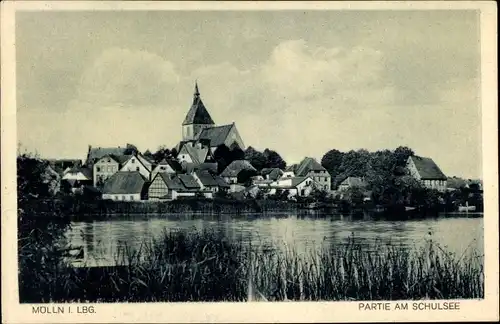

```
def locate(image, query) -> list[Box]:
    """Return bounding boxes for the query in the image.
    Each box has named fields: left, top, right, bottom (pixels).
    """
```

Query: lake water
left=65, top=213, right=484, bottom=267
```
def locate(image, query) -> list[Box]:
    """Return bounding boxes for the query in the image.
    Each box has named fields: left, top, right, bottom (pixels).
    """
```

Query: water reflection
left=66, top=213, right=484, bottom=267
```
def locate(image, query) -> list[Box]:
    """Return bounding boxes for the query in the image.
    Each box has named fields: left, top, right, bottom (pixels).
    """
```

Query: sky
left=16, top=10, right=482, bottom=178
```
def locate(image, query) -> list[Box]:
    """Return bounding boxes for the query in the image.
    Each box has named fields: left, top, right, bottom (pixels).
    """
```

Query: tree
left=144, top=149, right=154, bottom=160
left=321, top=149, right=343, bottom=180
left=231, top=147, right=245, bottom=161
left=213, top=144, right=232, bottom=174
left=394, top=146, right=415, bottom=167
left=245, top=146, right=267, bottom=171
left=237, top=169, right=258, bottom=186
left=124, top=143, right=139, bottom=155
left=263, top=149, right=286, bottom=170
left=152, top=146, right=172, bottom=163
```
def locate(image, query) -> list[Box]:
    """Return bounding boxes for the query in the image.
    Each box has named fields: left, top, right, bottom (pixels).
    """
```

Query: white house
left=270, top=176, right=317, bottom=197
left=120, top=153, right=153, bottom=180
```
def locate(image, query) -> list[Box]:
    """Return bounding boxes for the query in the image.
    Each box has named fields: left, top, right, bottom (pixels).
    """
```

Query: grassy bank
left=19, top=229, right=484, bottom=303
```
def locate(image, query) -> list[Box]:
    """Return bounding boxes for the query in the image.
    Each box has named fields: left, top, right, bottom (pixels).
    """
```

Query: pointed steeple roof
left=182, top=82, right=215, bottom=126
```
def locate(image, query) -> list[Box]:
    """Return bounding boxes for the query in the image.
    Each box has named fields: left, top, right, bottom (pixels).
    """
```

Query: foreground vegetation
left=20, top=228, right=484, bottom=303
left=17, top=152, right=484, bottom=303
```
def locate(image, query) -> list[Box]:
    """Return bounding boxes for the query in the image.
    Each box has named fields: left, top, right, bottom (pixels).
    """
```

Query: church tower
left=182, top=82, right=215, bottom=141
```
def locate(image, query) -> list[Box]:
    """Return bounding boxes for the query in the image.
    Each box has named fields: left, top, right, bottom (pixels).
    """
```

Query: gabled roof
left=295, top=157, right=327, bottom=176
left=87, top=147, right=127, bottom=163
left=196, top=124, right=234, bottom=148
left=182, top=84, right=215, bottom=126
left=261, top=168, right=284, bottom=181
left=408, top=156, right=447, bottom=180
left=178, top=174, right=201, bottom=189
left=340, top=177, right=367, bottom=187
left=290, top=176, right=313, bottom=187
left=180, top=144, right=210, bottom=164
left=195, top=170, right=219, bottom=187
left=63, top=166, right=93, bottom=180
left=156, top=159, right=183, bottom=172
left=102, top=171, right=147, bottom=195
left=47, top=159, right=82, bottom=175
left=158, top=173, right=185, bottom=190
left=220, top=160, right=257, bottom=177
left=112, top=154, right=133, bottom=165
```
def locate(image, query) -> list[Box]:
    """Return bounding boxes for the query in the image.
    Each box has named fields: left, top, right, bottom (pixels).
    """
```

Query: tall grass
left=19, top=229, right=483, bottom=303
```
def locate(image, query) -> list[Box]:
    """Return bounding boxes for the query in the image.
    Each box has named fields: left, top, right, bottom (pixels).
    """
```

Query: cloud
left=18, top=39, right=481, bottom=178
left=76, top=48, right=180, bottom=107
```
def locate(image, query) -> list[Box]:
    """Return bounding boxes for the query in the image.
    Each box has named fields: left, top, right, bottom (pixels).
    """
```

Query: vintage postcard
left=1, top=1, right=498, bottom=323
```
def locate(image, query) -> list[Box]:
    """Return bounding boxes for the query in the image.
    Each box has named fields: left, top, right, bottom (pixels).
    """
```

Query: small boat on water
left=458, top=205, right=476, bottom=212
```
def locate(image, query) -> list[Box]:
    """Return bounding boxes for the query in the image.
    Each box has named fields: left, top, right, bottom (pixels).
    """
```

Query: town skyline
left=16, top=10, right=482, bottom=179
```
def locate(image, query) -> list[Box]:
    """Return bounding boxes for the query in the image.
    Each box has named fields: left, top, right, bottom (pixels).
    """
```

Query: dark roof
left=214, top=176, right=230, bottom=188
left=196, top=124, right=234, bottom=147
left=47, top=159, right=82, bottom=174
left=195, top=170, right=219, bottom=187
left=296, top=157, right=327, bottom=176
left=180, top=144, right=210, bottom=164
left=261, top=168, right=284, bottom=181
left=102, top=171, right=147, bottom=195
left=112, top=154, right=133, bottom=164
left=285, top=164, right=297, bottom=172
left=220, top=160, right=257, bottom=177
left=409, top=156, right=447, bottom=180
left=87, top=147, right=127, bottom=163
left=178, top=174, right=201, bottom=189
left=66, top=166, right=93, bottom=179
left=182, top=86, right=215, bottom=125
left=158, top=173, right=185, bottom=190
left=290, top=176, right=312, bottom=187
left=156, top=159, right=183, bottom=172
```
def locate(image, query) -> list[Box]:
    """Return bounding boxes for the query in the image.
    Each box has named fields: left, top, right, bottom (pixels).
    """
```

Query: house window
left=107, top=166, right=111, bottom=172
left=136, top=167, right=140, bottom=171
left=130, top=195, right=134, bottom=201
left=122, top=195, right=126, bottom=200
left=96, top=166, right=101, bottom=172
left=160, top=166, right=165, bottom=170
left=132, top=159, right=135, bottom=163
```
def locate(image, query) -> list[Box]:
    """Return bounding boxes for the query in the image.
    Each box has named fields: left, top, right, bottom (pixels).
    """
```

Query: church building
left=180, top=82, right=245, bottom=153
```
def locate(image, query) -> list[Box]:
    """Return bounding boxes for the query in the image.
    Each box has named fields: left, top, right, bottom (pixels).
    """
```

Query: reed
left=19, top=228, right=484, bottom=303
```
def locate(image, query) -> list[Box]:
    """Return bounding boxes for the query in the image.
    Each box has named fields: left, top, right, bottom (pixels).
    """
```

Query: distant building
left=270, top=176, right=317, bottom=197
left=93, top=154, right=130, bottom=187
left=406, top=155, right=447, bottom=192
left=338, top=177, right=367, bottom=191
left=47, top=159, right=82, bottom=176
left=119, top=152, right=153, bottom=181
left=101, top=171, right=148, bottom=201
left=220, top=160, right=257, bottom=184
left=150, top=159, right=182, bottom=180
left=85, top=146, right=127, bottom=166
left=281, top=165, right=296, bottom=179
left=293, top=157, right=331, bottom=191
left=61, top=166, right=93, bottom=192
left=148, top=172, right=213, bottom=200
left=192, top=170, right=227, bottom=193
left=181, top=82, right=245, bottom=152
left=177, top=141, right=218, bottom=172
left=260, top=168, right=284, bottom=181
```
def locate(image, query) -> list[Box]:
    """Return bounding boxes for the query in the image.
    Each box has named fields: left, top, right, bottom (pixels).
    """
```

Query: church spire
left=194, top=80, right=200, bottom=99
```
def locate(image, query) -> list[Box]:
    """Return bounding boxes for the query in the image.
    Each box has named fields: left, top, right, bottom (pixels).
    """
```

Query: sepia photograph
left=1, top=1, right=498, bottom=323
